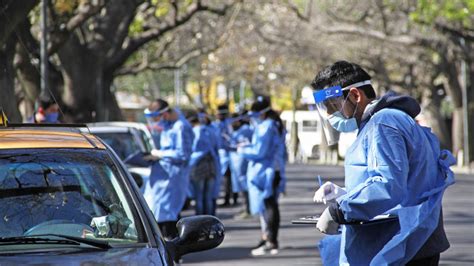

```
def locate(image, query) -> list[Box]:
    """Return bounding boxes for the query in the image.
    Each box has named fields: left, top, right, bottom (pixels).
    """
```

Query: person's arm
left=240, top=122, right=273, bottom=161
left=189, top=127, right=206, bottom=167
left=160, top=123, right=194, bottom=163
left=334, top=122, right=409, bottom=223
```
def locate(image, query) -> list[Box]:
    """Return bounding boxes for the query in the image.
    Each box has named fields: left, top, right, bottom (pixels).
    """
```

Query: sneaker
left=251, top=242, right=278, bottom=256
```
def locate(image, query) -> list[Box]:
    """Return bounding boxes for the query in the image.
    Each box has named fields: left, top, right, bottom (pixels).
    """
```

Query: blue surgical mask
left=157, top=119, right=172, bottom=129
left=327, top=111, right=357, bottom=132
left=44, top=112, right=59, bottom=123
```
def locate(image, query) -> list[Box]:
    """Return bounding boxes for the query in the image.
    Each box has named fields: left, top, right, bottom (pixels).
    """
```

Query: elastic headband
left=144, top=106, right=170, bottom=118
left=313, top=80, right=372, bottom=103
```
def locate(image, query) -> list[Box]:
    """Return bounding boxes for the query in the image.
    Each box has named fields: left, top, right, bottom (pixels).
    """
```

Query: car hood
left=0, top=247, right=166, bottom=265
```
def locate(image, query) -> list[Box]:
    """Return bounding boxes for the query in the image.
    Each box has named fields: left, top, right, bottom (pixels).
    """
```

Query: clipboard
left=292, top=214, right=398, bottom=225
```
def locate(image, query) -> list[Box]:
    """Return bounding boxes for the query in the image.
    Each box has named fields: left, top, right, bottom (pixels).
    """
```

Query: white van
left=280, top=110, right=322, bottom=162
left=280, top=110, right=358, bottom=162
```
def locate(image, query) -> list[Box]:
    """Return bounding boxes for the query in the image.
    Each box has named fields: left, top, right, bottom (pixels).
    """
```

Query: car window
left=94, top=132, right=140, bottom=160
left=0, top=149, right=144, bottom=244
left=139, top=130, right=154, bottom=153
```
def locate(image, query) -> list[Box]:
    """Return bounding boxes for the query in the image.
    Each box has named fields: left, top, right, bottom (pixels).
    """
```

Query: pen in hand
left=318, top=175, right=323, bottom=187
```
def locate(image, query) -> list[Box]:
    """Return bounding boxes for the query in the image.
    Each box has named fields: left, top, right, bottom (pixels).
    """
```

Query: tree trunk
left=439, top=50, right=464, bottom=157
left=0, top=35, right=22, bottom=122
left=57, top=36, right=102, bottom=122
left=420, top=85, right=451, bottom=150
left=101, top=73, right=123, bottom=121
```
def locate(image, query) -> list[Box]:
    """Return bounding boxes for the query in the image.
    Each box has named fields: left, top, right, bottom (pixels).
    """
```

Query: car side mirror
left=168, top=215, right=225, bottom=261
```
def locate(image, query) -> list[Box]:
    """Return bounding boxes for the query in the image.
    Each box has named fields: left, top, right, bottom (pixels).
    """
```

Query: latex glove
left=313, top=181, right=346, bottom=204
left=150, top=149, right=164, bottom=158
left=143, top=149, right=163, bottom=161
left=316, top=207, right=340, bottom=235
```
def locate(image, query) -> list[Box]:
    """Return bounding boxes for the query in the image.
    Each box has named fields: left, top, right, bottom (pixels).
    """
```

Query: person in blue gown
left=188, top=111, right=219, bottom=215
left=142, top=99, right=194, bottom=240
left=212, top=104, right=237, bottom=206
left=311, top=61, right=455, bottom=265
left=239, top=97, right=282, bottom=256
left=228, top=112, right=254, bottom=217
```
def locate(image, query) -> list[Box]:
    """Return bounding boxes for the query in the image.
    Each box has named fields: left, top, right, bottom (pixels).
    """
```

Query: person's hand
left=143, top=149, right=163, bottom=161
left=316, top=207, right=340, bottom=235
left=313, top=181, right=346, bottom=204
left=150, top=149, right=164, bottom=158
left=143, top=155, right=159, bottom=162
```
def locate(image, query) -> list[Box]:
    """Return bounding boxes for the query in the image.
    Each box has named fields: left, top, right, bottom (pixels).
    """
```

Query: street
left=181, top=164, right=474, bottom=266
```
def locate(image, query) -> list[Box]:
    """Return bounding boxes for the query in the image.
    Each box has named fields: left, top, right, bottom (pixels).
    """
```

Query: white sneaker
left=251, top=244, right=278, bottom=256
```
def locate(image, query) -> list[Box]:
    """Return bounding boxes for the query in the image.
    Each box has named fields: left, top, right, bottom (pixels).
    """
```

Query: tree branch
left=106, top=0, right=235, bottom=73
left=285, top=0, right=311, bottom=22
left=320, top=24, right=442, bottom=49
left=48, top=0, right=108, bottom=54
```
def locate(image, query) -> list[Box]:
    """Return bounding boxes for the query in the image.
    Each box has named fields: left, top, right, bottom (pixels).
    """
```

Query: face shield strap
left=341, top=80, right=371, bottom=91
left=144, top=106, right=170, bottom=118
left=249, top=106, right=271, bottom=117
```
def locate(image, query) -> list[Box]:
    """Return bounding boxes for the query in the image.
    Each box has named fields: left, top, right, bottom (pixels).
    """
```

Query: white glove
left=316, top=207, right=340, bottom=235
left=143, top=149, right=163, bottom=161
left=313, top=181, right=346, bottom=204
left=150, top=149, right=164, bottom=158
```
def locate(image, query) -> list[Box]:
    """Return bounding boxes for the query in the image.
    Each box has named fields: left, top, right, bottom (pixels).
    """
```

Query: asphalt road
left=180, top=164, right=474, bottom=266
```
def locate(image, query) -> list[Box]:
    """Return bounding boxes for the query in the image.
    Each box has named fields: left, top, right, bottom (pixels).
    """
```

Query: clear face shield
left=144, top=107, right=169, bottom=132
left=312, top=80, right=370, bottom=145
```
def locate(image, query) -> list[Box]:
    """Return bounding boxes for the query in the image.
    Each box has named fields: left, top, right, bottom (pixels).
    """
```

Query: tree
left=14, top=0, right=237, bottom=122
left=0, top=0, right=38, bottom=122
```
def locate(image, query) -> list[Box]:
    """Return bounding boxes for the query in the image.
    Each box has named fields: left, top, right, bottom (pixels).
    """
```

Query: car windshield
left=0, top=148, right=144, bottom=246
left=94, top=132, right=141, bottom=160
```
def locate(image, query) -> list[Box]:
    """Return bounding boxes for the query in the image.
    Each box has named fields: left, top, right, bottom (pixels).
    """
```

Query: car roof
left=0, top=129, right=106, bottom=150
left=87, top=121, right=147, bottom=130
left=86, top=126, right=132, bottom=134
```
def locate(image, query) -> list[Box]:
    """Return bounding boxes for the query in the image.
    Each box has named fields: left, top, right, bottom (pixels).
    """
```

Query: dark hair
left=148, top=98, right=171, bottom=114
left=266, top=110, right=284, bottom=135
left=38, top=94, right=56, bottom=109
left=250, top=97, right=270, bottom=112
left=217, top=104, right=229, bottom=113
left=187, top=110, right=199, bottom=124
left=310, top=60, right=376, bottom=99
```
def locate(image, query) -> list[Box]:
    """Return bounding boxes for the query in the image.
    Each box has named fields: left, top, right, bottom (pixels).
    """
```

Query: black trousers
left=263, top=171, right=281, bottom=246
left=406, top=254, right=440, bottom=266
left=223, top=167, right=232, bottom=204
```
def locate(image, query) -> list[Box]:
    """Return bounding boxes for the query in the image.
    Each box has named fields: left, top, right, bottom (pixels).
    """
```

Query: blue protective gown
left=333, top=92, right=455, bottom=265
left=189, top=124, right=219, bottom=214
left=212, top=118, right=232, bottom=198
left=229, top=124, right=254, bottom=193
left=241, top=119, right=278, bottom=215
left=143, top=118, right=194, bottom=222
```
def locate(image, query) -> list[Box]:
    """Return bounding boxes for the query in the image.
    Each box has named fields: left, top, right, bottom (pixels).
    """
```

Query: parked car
left=0, top=124, right=224, bottom=265
left=86, top=122, right=156, bottom=190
